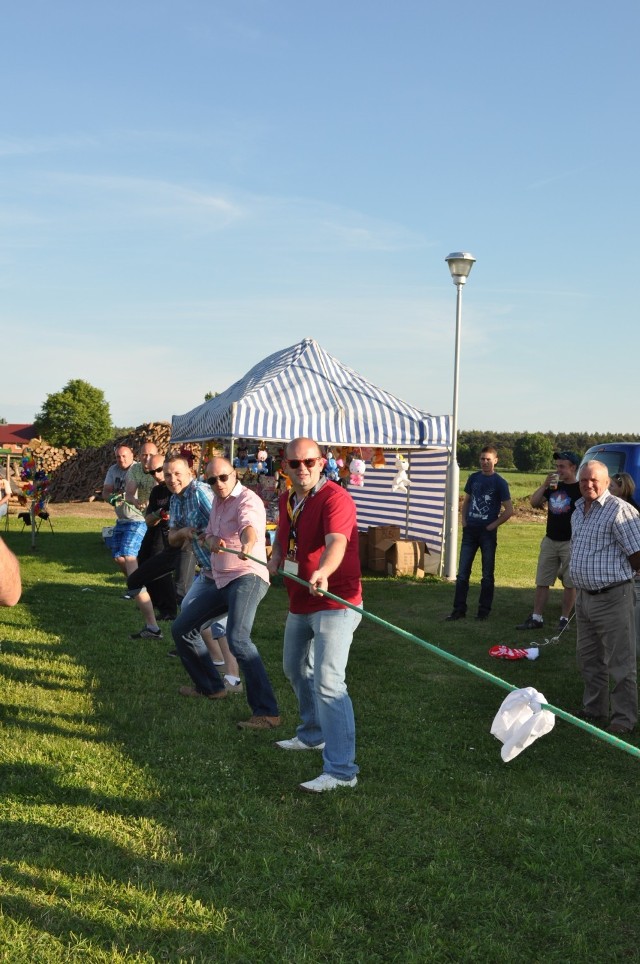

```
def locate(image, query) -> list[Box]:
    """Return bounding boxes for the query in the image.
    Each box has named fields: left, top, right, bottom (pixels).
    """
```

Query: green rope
left=220, top=547, right=640, bottom=761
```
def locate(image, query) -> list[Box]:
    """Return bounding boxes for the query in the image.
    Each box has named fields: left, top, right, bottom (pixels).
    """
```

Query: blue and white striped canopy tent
left=171, top=338, right=450, bottom=448
left=170, top=338, right=452, bottom=556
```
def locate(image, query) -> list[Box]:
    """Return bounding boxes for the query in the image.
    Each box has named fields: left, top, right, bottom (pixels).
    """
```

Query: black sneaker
left=445, top=611, right=466, bottom=621
left=557, top=616, right=570, bottom=631
left=476, top=613, right=489, bottom=621
left=516, top=615, right=543, bottom=631
left=130, top=626, right=163, bottom=640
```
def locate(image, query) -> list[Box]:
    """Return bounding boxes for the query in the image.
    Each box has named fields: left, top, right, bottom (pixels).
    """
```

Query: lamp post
left=444, top=252, right=476, bottom=581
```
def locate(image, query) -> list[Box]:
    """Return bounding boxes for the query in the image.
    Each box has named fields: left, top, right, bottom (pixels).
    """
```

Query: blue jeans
left=172, top=572, right=278, bottom=716
left=283, top=608, right=362, bottom=780
left=452, top=526, right=497, bottom=617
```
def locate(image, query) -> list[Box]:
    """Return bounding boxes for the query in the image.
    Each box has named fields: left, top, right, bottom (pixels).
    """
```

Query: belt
left=583, top=580, right=631, bottom=596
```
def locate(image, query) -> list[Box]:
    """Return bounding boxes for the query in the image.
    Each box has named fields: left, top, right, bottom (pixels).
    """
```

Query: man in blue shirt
left=446, top=446, right=513, bottom=622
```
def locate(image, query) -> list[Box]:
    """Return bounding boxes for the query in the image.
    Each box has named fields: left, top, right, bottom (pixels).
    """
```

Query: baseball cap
left=553, top=450, right=580, bottom=466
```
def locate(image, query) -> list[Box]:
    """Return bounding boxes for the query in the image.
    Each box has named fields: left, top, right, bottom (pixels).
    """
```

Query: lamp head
left=445, top=252, right=476, bottom=286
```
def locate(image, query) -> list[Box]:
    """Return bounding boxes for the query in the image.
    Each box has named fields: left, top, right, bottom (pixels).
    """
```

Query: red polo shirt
left=276, top=481, right=362, bottom=614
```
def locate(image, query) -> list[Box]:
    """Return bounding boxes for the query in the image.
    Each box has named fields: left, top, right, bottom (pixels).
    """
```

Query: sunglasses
left=146, top=468, right=165, bottom=475
left=612, top=474, right=623, bottom=484
left=286, top=457, right=323, bottom=469
left=207, top=473, right=233, bottom=485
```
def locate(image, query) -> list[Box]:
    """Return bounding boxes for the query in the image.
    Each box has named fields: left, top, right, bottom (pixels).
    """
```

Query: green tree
left=34, top=379, right=113, bottom=448
left=513, top=433, right=554, bottom=472
left=497, top=445, right=514, bottom=469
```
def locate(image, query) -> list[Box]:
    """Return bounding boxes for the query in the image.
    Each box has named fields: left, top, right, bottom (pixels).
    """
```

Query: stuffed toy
left=391, top=454, right=410, bottom=493
left=371, top=447, right=386, bottom=469
left=325, top=451, right=340, bottom=482
left=349, top=458, right=366, bottom=487
left=256, top=447, right=268, bottom=474
left=338, top=447, right=351, bottom=480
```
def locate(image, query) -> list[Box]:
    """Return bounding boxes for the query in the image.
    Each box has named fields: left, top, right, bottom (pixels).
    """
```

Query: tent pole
left=229, top=402, right=237, bottom=462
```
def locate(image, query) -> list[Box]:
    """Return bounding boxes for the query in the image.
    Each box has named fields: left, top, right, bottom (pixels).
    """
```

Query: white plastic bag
left=490, top=686, right=555, bottom=762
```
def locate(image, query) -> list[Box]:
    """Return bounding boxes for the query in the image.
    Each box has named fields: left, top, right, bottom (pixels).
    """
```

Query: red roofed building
left=0, top=424, right=38, bottom=452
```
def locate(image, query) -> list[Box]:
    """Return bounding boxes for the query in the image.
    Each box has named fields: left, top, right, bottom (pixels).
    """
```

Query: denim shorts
left=111, top=520, right=147, bottom=559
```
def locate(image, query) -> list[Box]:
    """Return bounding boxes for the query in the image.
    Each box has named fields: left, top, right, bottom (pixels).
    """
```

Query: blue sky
left=2, top=1, right=638, bottom=434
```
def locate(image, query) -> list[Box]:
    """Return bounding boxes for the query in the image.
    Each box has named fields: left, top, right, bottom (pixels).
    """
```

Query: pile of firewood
left=40, top=423, right=204, bottom=503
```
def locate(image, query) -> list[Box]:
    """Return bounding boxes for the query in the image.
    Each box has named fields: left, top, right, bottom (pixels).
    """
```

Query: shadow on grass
left=3, top=523, right=640, bottom=959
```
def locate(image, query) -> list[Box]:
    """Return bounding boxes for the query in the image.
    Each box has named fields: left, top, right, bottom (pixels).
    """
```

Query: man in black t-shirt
left=126, top=455, right=182, bottom=637
left=516, top=451, right=581, bottom=633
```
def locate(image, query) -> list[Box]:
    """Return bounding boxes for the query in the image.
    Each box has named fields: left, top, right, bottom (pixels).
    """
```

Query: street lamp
left=444, top=252, right=476, bottom=581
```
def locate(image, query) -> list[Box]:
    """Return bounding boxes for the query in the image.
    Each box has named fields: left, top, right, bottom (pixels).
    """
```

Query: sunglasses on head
left=207, top=473, right=233, bottom=485
left=286, top=457, right=322, bottom=469
left=613, top=474, right=623, bottom=484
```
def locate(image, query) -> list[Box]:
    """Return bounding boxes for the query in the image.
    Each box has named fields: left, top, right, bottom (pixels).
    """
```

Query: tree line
left=458, top=430, right=640, bottom=472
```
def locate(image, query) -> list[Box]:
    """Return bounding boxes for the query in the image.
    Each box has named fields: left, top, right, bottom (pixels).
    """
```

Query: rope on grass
left=220, top=546, right=640, bottom=761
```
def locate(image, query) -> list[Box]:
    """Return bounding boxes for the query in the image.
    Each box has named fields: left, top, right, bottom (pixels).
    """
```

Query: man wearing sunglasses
left=126, top=454, right=180, bottom=638
left=171, top=456, right=280, bottom=729
left=267, top=437, right=362, bottom=793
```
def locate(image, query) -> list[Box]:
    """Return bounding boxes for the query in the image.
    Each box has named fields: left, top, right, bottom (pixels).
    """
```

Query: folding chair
left=18, top=511, right=32, bottom=531
left=21, top=499, right=54, bottom=533
left=36, top=501, right=54, bottom=533
left=0, top=478, right=9, bottom=531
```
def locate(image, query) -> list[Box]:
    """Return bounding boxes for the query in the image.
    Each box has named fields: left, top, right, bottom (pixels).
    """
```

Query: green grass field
left=0, top=515, right=638, bottom=962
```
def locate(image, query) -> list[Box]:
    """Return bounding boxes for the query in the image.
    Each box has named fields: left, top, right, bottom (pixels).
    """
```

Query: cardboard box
left=386, top=540, right=427, bottom=578
left=366, top=526, right=439, bottom=577
left=367, top=525, right=401, bottom=572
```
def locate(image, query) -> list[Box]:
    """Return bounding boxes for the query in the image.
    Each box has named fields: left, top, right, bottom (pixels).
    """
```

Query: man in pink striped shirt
left=171, top=456, right=280, bottom=729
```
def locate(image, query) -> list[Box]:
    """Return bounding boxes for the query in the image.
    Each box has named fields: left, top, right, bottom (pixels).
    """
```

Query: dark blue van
left=580, top=443, right=640, bottom=492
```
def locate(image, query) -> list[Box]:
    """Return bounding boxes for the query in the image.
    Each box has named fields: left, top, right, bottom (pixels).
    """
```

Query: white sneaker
left=275, top=736, right=325, bottom=751
left=223, top=678, right=243, bottom=694
left=299, top=773, right=357, bottom=793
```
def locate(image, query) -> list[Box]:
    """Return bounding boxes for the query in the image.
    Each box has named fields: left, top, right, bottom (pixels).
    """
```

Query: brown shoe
left=237, top=715, right=282, bottom=730
left=606, top=723, right=634, bottom=736
left=179, top=685, right=226, bottom=700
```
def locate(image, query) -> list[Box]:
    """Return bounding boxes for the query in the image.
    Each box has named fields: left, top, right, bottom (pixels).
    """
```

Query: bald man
left=170, top=455, right=280, bottom=728
left=268, top=437, right=362, bottom=793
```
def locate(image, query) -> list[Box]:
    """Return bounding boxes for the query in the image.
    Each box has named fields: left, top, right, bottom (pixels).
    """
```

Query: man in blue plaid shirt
left=570, top=460, right=640, bottom=736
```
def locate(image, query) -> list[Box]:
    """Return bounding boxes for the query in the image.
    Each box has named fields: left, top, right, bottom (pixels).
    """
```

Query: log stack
left=36, top=423, right=204, bottom=503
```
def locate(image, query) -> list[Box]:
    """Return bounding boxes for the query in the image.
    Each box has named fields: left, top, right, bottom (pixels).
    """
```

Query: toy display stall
left=170, top=338, right=451, bottom=575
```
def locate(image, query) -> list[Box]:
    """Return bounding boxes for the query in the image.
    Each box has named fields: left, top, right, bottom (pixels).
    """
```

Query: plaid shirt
left=570, top=490, right=640, bottom=591
left=169, top=479, right=213, bottom=570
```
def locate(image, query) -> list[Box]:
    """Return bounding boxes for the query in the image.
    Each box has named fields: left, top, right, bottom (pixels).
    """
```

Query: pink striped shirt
left=205, top=482, right=269, bottom=589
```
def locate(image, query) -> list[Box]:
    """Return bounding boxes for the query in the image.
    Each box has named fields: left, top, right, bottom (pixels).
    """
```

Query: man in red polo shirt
left=268, top=437, right=362, bottom=793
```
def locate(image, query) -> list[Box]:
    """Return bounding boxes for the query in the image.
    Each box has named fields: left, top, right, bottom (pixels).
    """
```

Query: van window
left=581, top=451, right=626, bottom=476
